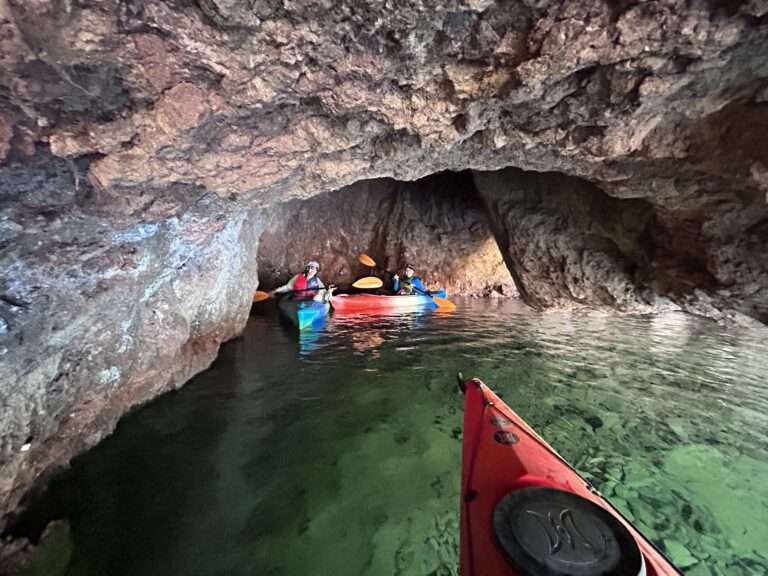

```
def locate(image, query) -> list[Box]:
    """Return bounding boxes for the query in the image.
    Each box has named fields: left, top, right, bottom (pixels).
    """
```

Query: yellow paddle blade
left=432, top=296, right=456, bottom=311
left=352, top=276, right=383, bottom=289
left=358, top=253, right=377, bottom=267
left=252, top=290, right=271, bottom=303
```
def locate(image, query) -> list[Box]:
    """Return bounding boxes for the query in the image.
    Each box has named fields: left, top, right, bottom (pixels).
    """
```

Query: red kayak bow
left=459, top=377, right=681, bottom=576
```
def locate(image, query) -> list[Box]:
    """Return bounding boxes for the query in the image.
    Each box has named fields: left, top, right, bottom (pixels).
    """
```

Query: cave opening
left=255, top=170, right=518, bottom=299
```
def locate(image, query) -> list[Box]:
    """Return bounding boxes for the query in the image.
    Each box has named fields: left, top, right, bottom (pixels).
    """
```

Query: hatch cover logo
left=525, top=507, right=607, bottom=562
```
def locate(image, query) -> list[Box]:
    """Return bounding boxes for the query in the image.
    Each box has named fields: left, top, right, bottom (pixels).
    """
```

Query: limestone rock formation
left=258, top=173, right=516, bottom=297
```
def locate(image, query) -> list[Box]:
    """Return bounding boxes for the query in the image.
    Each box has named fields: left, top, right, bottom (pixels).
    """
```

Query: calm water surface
left=20, top=300, right=768, bottom=575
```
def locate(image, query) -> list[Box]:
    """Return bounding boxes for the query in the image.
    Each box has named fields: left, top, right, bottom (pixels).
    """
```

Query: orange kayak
left=460, top=376, right=681, bottom=576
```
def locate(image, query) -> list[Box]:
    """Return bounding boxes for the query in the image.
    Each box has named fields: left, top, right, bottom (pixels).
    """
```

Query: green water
left=17, top=300, right=768, bottom=575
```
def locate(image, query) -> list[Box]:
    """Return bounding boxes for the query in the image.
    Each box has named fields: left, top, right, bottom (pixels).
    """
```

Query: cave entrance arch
left=256, top=170, right=518, bottom=298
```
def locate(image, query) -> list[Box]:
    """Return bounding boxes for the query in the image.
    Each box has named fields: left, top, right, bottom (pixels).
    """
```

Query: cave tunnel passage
left=254, top=160, right=765, bottom=325
left=253, top=163, right=768, bottom=322
left=255, top=170, right=518, bottom=299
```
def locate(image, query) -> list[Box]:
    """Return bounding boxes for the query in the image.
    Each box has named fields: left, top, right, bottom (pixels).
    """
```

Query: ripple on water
left=14, top=300, right=768, bottom=576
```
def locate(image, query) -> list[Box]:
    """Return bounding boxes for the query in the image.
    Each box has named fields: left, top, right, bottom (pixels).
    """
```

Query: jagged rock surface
left=1, top=0, right=765, bottom=311
left=475, top=168, right=655, bottom=308
left=258, top=173, right=516, bottom=297
left=0, top=151, right=261, bottom=535
left=2, top=1, right=768, bottom=204
left=476, top=167, right=768, bottom=321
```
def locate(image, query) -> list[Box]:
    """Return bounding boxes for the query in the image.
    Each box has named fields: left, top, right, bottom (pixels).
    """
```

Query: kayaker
left=271, top=261, right=334, bottom=302
left=392, top=264, right=427, bottom=295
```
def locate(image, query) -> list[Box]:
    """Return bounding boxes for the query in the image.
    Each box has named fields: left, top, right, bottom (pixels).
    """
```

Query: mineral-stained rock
left=0, top=151, right=261, bottom=535
left=0, top=0, right=765, bottom=203
left=0, top=0, right=765, bottom=306
left=258, top=172, right=517, bottom=297
left=0, top=0, right=764, bottom=312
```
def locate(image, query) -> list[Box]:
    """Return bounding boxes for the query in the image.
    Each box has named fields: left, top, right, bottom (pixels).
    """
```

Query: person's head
left=305, top=261, right=320, bottom=278
left=404, top=264, right=415, bottom=278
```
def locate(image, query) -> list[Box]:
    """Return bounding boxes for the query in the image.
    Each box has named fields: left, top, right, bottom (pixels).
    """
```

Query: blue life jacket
left=394, top=275, right=426, bottom=295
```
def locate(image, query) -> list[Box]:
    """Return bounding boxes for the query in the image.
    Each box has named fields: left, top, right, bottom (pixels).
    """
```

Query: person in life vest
left=392, top=264, right=427, bottom=295
left=271, top=261, right=335, bottom=301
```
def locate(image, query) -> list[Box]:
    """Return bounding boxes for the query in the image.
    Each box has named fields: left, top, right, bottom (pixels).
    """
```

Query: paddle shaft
left=273, top=279, right=369, bottom=296
left=276, top=285, right=331, bottom=295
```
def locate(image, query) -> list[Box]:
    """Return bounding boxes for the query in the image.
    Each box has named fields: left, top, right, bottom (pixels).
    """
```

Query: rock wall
left=1, top=0, right=766, bottom=305
left=258, top=172, right=516, bottom=297
left=475, top=168, right=653, bottom=308
left=2, top=1, right=767, bottom=204
left=0, top=151, right=261, bottom=535
left=475, top=168, right=768, bottom=321
left=1, top=0, right=765, bottom=316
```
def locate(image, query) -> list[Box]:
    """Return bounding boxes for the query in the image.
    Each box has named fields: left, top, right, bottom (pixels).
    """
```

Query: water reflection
left=16, top=300, right=768, bottom=576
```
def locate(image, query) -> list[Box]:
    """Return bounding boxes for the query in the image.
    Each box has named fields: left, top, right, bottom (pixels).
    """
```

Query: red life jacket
left=293, top=274, right=308, bottom=293
left=293, top=274, right=320, bottom=300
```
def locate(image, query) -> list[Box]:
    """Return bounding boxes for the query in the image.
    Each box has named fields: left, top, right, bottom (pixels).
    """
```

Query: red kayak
left=460, top=377, right=681, bottom=576
left=330, top=291, right=444, bottom=314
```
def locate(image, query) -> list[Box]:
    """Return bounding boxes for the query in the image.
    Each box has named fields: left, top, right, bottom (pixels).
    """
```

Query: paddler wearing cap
left=270, top=260, right=334, bottom=302
left=392, top=264, right=427, bottom=295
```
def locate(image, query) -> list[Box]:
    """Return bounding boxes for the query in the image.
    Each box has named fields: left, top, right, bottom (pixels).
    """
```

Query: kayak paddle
left=358, top=253, right=376, bottom=268
left=351, top=276, right=383, bottom=289
left=414, top=285, right=456, bottom=311
left=253, top=277, right=383, bottom=303
left=356, top=254, right=456, bottom=311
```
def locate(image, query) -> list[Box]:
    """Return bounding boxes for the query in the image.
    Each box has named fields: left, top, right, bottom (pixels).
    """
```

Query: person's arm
left=273, top=275, right=298, bottom=294
left=392, top=275, right=400, bottom=293
left=318, top=285, right=337, bottom=302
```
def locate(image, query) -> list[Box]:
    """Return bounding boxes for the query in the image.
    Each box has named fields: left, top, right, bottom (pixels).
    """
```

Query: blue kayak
left=278, top=298, right=330, bottom=330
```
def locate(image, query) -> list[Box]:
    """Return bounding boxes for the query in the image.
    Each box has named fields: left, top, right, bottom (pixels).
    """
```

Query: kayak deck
left=330, top=291, right=445, bottom=314
left=460, top=377, right=681, bottom=576
left=277, top=298, right=330, bottom=330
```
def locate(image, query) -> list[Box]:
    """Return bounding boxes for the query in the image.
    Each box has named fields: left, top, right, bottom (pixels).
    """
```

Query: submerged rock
left=663, top=444, right=768, bottom=557
left=663, top=539, right=699, bottom=569
left=0, top=520, right=71, bottom=576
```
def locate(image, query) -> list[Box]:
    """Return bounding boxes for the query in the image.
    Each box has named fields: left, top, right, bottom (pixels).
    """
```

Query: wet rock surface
left=0, top=150, right=261, bottom=536
left=258, top=172, right=516, bottom=297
